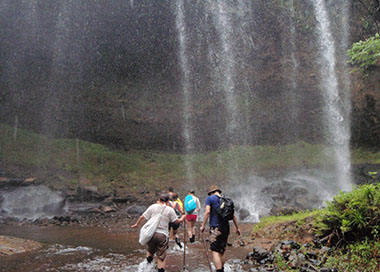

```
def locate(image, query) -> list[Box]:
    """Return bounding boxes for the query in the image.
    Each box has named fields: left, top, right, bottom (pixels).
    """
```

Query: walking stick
left=201, top=232, right=213, bottom=272
left=183, top=219, right=187, bottom=270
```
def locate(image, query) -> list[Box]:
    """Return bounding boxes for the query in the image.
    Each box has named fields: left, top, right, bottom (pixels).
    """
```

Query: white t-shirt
left=185, top=195, right=202, bottom=215
left=142, top=203, right=177, bottom=237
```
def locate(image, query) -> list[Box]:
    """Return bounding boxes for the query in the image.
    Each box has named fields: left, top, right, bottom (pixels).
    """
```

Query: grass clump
left=325, top=239, right=380, bottom=271
left=252, top=210, right=321, bottom=233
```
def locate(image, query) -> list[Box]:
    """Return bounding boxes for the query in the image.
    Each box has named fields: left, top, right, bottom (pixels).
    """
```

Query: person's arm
left=196, top=198, right=201, bottom=212
left=178, top=200, right=184, bottom=214
left=174, top=214, right=186, bottom=224
left=177, top=201, right=184, bottom=214
left=200, top=205, right=210, bottom=232
left=233, top=214, right=241, bottom=236
left=131, top=215, right=146, bottom=228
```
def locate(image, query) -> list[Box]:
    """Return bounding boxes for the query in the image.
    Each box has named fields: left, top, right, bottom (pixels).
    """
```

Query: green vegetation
left=252, top=210, right=321, bottom=233
left=0, top=123, right=379, bottom=195
left=315, top=183, right=380, bottom=245
left=0, top=123, right=186, bottom=193
left=256, top=184, right=380, bottom=271
left=325, top=239, right=380, bottom=271
left=348, top=33, right=380, bottom=74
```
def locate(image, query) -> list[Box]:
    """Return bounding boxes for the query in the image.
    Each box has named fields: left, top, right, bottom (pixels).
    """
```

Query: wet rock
left=112, top=195, right=137, bottom=203
left=0, top=235, right=42, bottom=255
left=309, top=258, right=322, bottom=266
left=250, top=246, right=269, bottom=262
left=306, top=251, right=318, bottom=260
left=238, top=207, right=250, bottom=221
left=124, top=205, right=146, bottom=216
left=288, top=252, right=301, bottom=269
left=77, top=186, right=105, bottom=202
left=282, top=240, right=301, bottom=250
left=101, top=205, right=117, bottom=213
left=231, top=258, right=242, bottom=264
left=270, top=205, right=300, bottom=216
left=320, top=246, right=330, bottom=255
left=22, top=178, right=36, bottom=186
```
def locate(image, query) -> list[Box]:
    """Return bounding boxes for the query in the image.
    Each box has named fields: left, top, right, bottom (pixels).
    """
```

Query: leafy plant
left=315, top=184, right=380, bottom=246
left=348, top=33, right=380, bottom=74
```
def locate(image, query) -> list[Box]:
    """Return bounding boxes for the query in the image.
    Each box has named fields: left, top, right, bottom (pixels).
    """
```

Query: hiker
left=168, top=186, right=184, bottom=211
left=168, top=192, right=184, bottom=248
left=184, top=189, right=201, bottom=243
left=131, top=194, right=186, bottom=272
left=200, top=185, right=241, bottom=272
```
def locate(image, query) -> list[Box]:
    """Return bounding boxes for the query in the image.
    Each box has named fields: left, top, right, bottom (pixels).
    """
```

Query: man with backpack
left=200, top=185, right=241, bottom=272
left=184, top=189, right=201, bottom=243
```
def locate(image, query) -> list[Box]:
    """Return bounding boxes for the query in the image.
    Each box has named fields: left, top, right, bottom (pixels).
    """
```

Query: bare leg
left=157, top=258, right=165, bottom=270
left=186, top=220, right=192, bottom=238
left=145, top=251, right=154, bottom=263
left=169, top=228, right=174, bottom=240
left=221, top=252, right=226, bottom=268
left=191, top=220, right=196, bottom=237
left=212, top=251, right=223, bottom=270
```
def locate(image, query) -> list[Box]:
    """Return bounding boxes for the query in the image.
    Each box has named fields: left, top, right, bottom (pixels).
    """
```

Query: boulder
left=238, top=207, right=250, bottom=221
left=123, top=205, right=147, bottom=216
left=76, top=186, right=105, bottom=202
left=22, top=178, right=36, bottom=186
left=111, top=195, right=137, bottom=203
left=250, top=246, right=270, bottom=262
left=100, top=205, right=117, bottom=213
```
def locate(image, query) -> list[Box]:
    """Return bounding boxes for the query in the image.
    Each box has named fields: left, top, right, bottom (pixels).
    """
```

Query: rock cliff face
left=0, top=0, right=378, bottom=151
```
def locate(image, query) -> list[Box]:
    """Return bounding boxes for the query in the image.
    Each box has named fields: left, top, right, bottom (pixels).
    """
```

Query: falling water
left=121, top=105, right=126, bottom=121
left=175, top=0, right=194, bottom=182
left=13, top=115, right=18, bottom=141
left=209, top=1, right=245, bottom=182
left=312, top=0, right=352, bottom=192
left=0, top=186, right=67, bottom=220
left=287, top=0, right=300, bottom=129
left=211, top=2, right=239, bottom=143
left=339, top=0, right=353, bottom=190
left=76, top=138, right=80, bottom=168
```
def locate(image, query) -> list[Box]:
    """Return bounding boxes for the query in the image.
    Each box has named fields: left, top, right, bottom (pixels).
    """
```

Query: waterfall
left=0, top=186, right=67, bottom=220
left=312, top=0, right=352, bottom=192
left=212, top=2, right=239, bottom=142
left=287, top=0, right=300, bottom=133
left=175, top=0, right=194, bottom=182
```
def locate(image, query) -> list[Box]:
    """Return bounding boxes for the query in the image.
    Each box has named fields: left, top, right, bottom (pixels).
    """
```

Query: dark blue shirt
left=205, top=194, right=220, bottom=228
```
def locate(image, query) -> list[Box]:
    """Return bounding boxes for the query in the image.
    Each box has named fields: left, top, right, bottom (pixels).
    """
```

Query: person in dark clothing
left=200, top=185, right=241, bottom=272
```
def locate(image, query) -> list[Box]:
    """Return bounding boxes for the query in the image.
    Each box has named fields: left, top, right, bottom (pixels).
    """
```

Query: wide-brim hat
left=208, top=185, right=221, bottom=195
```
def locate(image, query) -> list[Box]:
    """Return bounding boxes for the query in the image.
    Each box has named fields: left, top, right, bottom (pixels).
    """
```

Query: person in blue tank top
left=200, top=185, right=241, bottom=272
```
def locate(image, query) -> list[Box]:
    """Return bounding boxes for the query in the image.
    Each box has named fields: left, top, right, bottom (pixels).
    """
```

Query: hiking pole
left=183, top=219, right=187, bottom=271
left=201, top=232, right=213, bottom=272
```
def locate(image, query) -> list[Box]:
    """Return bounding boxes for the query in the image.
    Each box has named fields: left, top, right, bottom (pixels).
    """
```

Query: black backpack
left=218, top=196, right=235, bottom=221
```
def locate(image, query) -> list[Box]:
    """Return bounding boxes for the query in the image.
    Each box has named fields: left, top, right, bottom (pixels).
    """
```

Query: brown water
left=0, top=221, right=254, bottom=272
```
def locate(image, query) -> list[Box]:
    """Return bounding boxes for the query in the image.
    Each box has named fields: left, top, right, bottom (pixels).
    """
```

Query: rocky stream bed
left=1, top=164, right=380, bottom=271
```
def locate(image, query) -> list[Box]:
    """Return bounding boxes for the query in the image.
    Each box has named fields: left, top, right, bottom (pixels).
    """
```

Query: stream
left=0, top=220, right=255, bottom=272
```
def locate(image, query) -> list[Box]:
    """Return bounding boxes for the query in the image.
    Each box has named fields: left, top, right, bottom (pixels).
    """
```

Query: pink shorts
left=186, top=214, right=197, bottom=222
